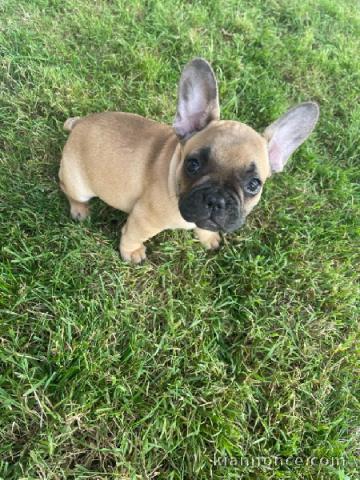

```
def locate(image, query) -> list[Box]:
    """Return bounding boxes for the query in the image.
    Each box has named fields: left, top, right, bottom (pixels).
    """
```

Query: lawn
left=0, top=0, right=359, bottom=478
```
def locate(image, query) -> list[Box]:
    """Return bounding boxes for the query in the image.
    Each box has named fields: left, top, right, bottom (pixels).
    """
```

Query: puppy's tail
left=64, top=116, right=81, bottom=132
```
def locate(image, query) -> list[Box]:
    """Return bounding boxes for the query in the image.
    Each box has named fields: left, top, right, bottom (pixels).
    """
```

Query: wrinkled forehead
left=182, top=120, right=271, bottom=179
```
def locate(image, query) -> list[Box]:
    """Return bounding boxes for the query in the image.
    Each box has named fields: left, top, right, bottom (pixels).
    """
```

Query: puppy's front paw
left=120, top=244, right=147, bottom=264
left=195, top=228, right=221, bottom=250
left=202, top=232, right=221, bottom=250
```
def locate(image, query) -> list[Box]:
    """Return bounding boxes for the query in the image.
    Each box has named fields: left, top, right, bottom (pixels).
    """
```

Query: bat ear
left=173, top=58, right=220, bottom=141
left=263, top=102, right=320, bottom=173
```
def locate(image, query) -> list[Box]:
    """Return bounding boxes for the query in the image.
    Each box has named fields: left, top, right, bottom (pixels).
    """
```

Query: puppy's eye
left=245, top=177, right=262, bottom=195
left=186, top=157, right=201, bottom=176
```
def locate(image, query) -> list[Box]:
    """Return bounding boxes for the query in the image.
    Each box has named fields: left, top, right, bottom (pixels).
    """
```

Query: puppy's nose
left=205, top=192, right=226, bottom=211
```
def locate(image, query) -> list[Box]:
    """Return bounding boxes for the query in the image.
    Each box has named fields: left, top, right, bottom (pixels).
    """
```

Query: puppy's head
left=173, top=58, right=319, bottom=232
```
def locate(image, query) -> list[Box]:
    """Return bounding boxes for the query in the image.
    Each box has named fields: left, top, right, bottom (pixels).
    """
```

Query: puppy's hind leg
left=60, top=181, right=90, bottom=221
left=59, top=151, right=94, bottom=221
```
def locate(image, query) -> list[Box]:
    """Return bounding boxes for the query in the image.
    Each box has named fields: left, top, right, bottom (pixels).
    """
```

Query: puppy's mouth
left=194, top=217, right=222, bottom=232
left=179, top=184, right=244, bottom=233
left=194, top=216, right=244, bottom=233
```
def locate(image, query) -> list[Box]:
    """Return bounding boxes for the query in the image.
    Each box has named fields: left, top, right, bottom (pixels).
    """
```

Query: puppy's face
left=178, top=121, right=270, bottom=232
left=173, top=59, right=319, bottom=232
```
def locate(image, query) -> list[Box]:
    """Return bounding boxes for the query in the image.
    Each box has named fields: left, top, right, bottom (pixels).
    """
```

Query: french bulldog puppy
left=59, top=58, right=319, bottom=263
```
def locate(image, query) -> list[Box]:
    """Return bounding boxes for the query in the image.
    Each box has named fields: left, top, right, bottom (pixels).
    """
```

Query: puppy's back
left=61, top=112, right=176, bottom=212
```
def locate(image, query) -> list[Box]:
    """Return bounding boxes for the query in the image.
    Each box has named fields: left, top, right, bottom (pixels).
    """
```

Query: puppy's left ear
left=264, top=102, right=319, bottom=173
left=173, top=58, right=220, bottom=141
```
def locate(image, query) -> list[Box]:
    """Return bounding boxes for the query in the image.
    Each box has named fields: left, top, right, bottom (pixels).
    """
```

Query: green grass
left=1, top=0, right=359, bottom=478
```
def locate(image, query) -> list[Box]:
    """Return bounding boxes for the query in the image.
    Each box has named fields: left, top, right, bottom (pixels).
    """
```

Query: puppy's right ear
left=173, top=58, right=220, bottom=141
left=263, top=102, right=320, bottom=173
